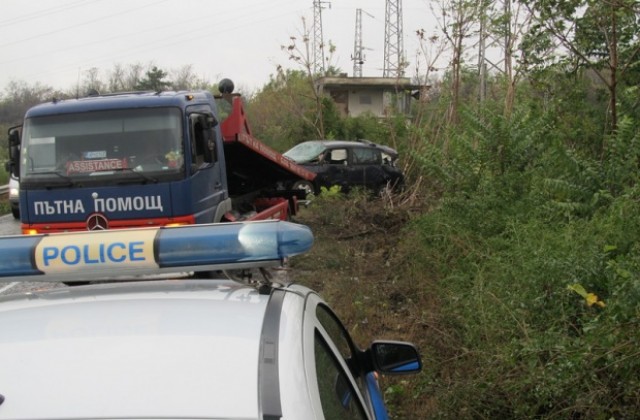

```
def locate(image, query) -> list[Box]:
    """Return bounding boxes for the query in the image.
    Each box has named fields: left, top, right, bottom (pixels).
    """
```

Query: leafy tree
left=247, top=69, right=321, bottom=151
left=106, top=63, right=211, bottom=93
left=135, top=66, right=171, bottom=91
left=521, top=0, right=640, bottom=135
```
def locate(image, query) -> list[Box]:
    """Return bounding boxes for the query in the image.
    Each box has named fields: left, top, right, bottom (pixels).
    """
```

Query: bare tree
left=281, top=17, right=337, bottom=139
left=105, top=63, right=145, bottom=92
left=1, top=81, right=59, bottom=123
left=125, top=63, right=145, bottom=91
left=170, top=65, right=211, bottom=91
left=108, top=64, right=127, bottom=92
left=488, top=0, right=532, bottom=118
left=82, top=67, right=104, bottom=95
left=413, top=28, right=447, bottom=144
left=431, top=0, right=479, bottom=124
left=171, top=65, right=196, bottom=90
left=414, top=29, right=447, bottom=89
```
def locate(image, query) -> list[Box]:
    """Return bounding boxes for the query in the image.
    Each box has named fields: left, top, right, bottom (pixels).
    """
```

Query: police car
left=0, top=221, right=421, bottom=419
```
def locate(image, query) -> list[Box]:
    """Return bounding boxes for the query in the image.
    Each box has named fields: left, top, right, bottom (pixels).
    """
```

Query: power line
left=0, top=0, right=171, bottom=48
left=13, top=1, right=298, bottom=84
left=0, top=0, right=100, bottom=28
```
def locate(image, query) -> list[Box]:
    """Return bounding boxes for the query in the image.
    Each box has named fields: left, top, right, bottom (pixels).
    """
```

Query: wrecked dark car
left=284, top=140, right=404, bottom=196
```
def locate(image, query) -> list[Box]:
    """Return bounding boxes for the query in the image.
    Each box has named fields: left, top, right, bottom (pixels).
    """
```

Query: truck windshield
left=21, top=108, right=184, bottom=185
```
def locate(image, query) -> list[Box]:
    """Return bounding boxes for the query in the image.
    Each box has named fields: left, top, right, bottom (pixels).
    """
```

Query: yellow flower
left=568, top=284, right=606, bottom=308
left=586, top=293, right=606, bottom=308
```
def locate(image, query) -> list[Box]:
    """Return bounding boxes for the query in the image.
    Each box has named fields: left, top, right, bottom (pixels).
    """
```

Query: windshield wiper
left=29, top=171, right=76, bottom=188
left=111, top=167, right=159, bottom=184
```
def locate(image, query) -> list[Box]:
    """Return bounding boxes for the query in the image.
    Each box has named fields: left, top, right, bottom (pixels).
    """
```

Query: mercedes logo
left=86, top=213, right=109, bottom=231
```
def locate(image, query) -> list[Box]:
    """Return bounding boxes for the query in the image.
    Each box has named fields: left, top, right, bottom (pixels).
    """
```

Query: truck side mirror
left=7, top=148, right=20, bottom=177
left=8, top=130, right=20, bottom=147
left=7, top=129, right=21, bottom=177
left=206, top=115, right=218, bottom=129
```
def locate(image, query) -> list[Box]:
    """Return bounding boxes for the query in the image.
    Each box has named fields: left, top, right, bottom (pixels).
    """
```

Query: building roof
left=317, top=76, right=423, bottom=91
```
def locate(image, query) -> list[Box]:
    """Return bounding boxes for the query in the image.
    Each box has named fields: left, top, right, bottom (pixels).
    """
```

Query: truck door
left=187, top=111, right=227, bottom=223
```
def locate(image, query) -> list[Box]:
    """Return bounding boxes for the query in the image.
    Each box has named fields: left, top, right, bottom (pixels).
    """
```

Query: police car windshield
left=21, top=108, right=184, bottom=182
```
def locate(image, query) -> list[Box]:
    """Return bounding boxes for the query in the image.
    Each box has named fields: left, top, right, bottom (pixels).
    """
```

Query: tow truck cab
left=7, top=81, right=316, bottom=234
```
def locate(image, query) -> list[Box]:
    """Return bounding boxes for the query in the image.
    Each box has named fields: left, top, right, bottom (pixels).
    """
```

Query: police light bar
left=0, top=221, right=314, bottom=283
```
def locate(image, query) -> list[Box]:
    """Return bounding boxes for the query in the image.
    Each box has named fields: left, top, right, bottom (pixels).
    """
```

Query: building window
left=359, top=94, right=372, bottom=105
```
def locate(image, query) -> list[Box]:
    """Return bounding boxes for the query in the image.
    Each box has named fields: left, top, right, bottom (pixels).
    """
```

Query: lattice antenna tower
left=353, top=9, right=364, bottom=77
left=352, top=9, right=375, bottom=77
left=478, top=0, right=487, bottom=103
left=383, top=0, right=405, bottom=78
left=313, top=0, right=330, bottom=75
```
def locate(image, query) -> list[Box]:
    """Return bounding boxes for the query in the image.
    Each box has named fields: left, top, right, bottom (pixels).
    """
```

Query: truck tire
left=292, top=180, right=315, bottom=199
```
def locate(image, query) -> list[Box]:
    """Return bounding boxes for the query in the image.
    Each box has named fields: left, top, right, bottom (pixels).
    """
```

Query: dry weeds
left=290, top=191, right=439, bottom=418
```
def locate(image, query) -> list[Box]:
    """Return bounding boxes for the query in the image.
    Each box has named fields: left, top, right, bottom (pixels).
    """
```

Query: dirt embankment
left=290, top=193, right=438, bottom=417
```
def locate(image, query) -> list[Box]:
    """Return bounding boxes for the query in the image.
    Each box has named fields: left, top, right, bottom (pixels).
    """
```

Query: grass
left=289, top=175, right=640, bottom=419
left=0, top=197, right=10, bottom=216
left=1, top=169, right=10, bottom=216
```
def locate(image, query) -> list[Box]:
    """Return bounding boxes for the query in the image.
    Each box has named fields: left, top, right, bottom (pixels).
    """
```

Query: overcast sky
left=0, top=0, right=436, bottom=94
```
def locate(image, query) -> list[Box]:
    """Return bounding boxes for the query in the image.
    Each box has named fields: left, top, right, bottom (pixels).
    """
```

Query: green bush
left=405, top=107, right=640, bottom=418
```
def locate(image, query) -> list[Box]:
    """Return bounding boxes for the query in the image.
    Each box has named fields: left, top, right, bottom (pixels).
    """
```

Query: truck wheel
left=11, top=207, right=19, bottom=219
left=292, top=180, right=315, bottom=199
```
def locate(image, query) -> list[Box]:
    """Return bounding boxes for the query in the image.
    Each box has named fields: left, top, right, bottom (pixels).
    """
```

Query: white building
left=316, top=75, right=424, bottom=118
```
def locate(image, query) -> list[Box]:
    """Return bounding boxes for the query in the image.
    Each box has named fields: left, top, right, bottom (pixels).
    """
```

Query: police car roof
left=24, top=91, right=215, bottom=118
left=0, top=279, right=276, bottom=419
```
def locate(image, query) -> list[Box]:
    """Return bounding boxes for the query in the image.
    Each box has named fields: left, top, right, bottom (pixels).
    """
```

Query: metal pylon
left=313, top=0, right=329, bottom=75
left=383, top=0, right=404, bottom=78
left=353, top=9, right=364, bottom=77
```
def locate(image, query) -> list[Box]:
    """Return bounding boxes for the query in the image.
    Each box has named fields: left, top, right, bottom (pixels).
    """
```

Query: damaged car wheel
left=291, top=180, right=315, bottom=198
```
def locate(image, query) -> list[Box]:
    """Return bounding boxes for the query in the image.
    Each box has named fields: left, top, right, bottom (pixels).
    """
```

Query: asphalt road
left=0, top=213, right=64, bottom=296
left=0, top=213, right=20, bottom=235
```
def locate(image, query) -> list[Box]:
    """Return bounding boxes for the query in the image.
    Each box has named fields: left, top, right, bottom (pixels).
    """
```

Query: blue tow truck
left=6, top=79, right=316, bottom=234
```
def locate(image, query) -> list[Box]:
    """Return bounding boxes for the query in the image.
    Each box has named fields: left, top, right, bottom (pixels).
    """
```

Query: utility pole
left=383, top=0, right=404, bottom=78
left=313, top=0, right=330, bottom=75
left=478, top=0, right=487, bottom=103
left=352, top=9, right=374, bottom=77
left=504, top=0, right=511, bottom=75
